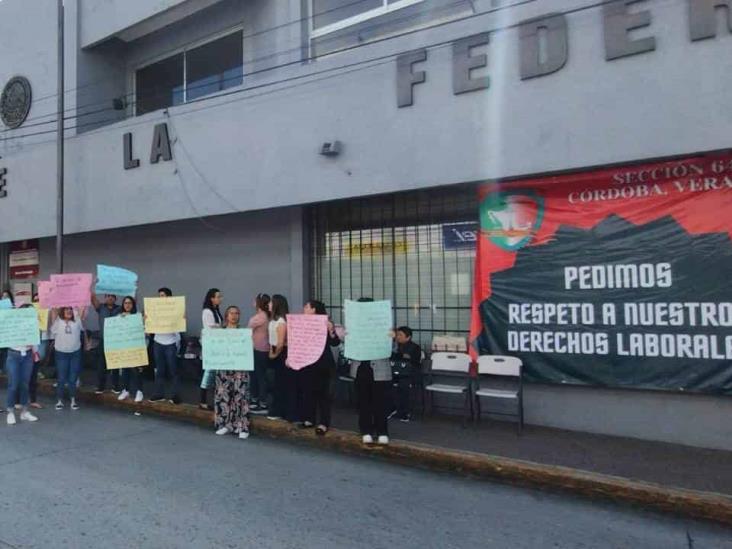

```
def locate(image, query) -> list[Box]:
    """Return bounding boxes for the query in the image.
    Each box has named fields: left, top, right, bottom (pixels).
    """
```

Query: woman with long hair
left=300, top=300, right=340, bottom=435
left=117, top=296, right=145, bottom=403
left=200, top=288, right=223, bottom=410
left=247, top=293, right=271, bottom=414
left=5, top=304, right=40, bottom=425
left=50, top=306, right=86, bottom=412
left=213, top=306, right=251, bottom=439
left=266, top=294, right=290, bottom=421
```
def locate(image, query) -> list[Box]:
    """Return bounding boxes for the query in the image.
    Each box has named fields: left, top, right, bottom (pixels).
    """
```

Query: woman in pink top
left=247, top=293, right=271, bottom=414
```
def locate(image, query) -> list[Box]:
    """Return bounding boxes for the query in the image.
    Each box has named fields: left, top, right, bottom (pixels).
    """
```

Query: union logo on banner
left=479, top=190, right=544, bottom=251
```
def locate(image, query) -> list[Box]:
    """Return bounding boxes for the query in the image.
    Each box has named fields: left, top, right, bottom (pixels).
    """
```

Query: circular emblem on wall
left=1, top=76, right=32, bottom=129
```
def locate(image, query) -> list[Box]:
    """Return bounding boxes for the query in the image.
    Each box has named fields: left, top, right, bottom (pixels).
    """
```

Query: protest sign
left=104, top=313, right=149, bottom=369
left=343, top=299, right=392, bottom=361
left=286, top=314, right=327, bottom=370
left=144, top=296, right=186, bottom=333
left=95, top=265, right=138, bottom=297
left=39, top=273, right=93, bottom=308
left=202, top=328, right=254, bottom=371
left=0, top=308, right=41, bottom=348
left=32, top=303, right=49, bottom=332
left=0, top=298, right=12, bottom=310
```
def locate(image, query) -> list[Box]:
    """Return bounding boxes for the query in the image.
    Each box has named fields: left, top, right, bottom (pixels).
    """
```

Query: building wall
left=36, top=207, right=306, bottom=335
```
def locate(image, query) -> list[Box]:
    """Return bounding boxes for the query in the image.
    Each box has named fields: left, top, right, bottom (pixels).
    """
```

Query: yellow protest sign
left=144, top=296, right=187, bottom=333
left=33, top=303, right=49, bottom=332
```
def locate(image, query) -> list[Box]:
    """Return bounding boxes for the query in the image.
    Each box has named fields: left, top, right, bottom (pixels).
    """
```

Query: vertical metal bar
left=415, top=192, right=422, bottom=344
left=55, top=0, right=65, bottom=275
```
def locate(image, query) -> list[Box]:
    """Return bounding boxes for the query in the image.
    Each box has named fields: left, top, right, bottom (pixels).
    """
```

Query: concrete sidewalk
left=4, top=371, right=732, bottom=527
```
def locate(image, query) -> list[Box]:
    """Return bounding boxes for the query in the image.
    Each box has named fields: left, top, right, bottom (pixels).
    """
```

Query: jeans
left=56, top=349, right=81, bottom=401
left=251, top=350, right=269, bottom=405
left=97, top=341, right=120, bottom=392
left=5, top=350, right=34, bottom=409
left=121, top=368, right=144, bottom=395
left=356, top=363, right=389, bottom=437
left=153, top=342, right=179, bottom=399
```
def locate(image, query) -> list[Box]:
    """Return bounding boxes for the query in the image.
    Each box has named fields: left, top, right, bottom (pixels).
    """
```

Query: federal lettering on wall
left=470, top=153, right=732, bottom=394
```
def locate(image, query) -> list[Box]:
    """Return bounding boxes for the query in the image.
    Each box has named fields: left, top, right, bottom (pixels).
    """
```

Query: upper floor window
left=135, top=31, right=244, bottom=116
left=310, top=0, right=470, bottom=57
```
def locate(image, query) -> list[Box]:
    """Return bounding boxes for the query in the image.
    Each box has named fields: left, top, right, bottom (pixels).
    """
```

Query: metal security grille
left=310, top=184, right=478, bottom=348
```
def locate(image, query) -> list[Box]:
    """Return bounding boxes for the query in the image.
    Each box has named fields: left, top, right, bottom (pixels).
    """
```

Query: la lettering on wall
left=469, top=153, right=732, bottom=395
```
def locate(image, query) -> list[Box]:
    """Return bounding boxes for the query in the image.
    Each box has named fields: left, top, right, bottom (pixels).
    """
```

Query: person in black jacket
left=300, top=300, right=340, bottom=435
left=391, top=326, right=422, bottom=422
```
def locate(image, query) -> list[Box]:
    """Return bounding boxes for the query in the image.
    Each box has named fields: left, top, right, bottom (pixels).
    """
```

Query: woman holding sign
left=118, top=296, right=145, bottom=403
left=5, top=304, right=40, bottom=425
left=199, top=288, right=223, bottom=410
left=301, top=300, right=340, bottom=435
left=213, top=306, right=251, bottom=439
left=50, top=306, right=86, bottom=411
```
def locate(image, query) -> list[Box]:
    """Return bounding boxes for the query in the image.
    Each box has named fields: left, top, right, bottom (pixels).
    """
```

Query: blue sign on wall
left=442, top=222, right=478, bottom=250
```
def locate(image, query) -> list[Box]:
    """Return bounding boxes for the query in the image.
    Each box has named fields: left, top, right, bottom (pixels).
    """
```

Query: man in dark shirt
left=91, top=293, right=123, bottom=394
left=391, top=326, right=422, bottom=422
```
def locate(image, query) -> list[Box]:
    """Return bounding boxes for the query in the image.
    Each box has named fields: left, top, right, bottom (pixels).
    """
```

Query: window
left=309, top=0, right=471, bottom=57
left=135, top=31, right=243, bottom=116
left=310, top=185, right=477, bottom=349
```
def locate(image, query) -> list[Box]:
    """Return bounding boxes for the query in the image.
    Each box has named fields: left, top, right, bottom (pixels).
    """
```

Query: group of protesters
left=1, top=287, right=422, bottom=445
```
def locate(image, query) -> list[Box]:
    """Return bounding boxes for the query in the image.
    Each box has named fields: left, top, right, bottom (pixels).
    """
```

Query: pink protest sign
left=37, top=280, right=55, bottom=309
left=286, top=314, right=328, bottom=370
left=44, top=273, right=93, bottom=308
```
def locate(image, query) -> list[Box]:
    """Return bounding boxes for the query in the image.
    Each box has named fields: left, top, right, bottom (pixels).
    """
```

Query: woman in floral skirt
left=214, top=305, right=251, bottom=440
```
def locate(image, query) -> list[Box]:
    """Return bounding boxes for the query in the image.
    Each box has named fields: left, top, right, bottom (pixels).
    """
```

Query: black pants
left=252, top=351, right=269, bottom=405
left=356, top=364, right=389, bottom=437
left=97, top=343, right=120, bottom=391
left=270, top=352, right=292, bottom=419
left=299, top=362, right=332, bottom=427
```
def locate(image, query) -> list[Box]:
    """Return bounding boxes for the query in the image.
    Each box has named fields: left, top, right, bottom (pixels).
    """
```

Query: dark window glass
left=186, top=32, right=244, bottom=101
left=135, top=53, right=184, bottom=116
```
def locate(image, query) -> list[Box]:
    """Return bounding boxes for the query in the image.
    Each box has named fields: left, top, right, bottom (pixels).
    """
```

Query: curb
left=18, top=379, right=732, bottom=527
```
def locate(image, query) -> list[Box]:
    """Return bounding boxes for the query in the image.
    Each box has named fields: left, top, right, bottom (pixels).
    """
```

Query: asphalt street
left=0, top=392, right=730, bottom=549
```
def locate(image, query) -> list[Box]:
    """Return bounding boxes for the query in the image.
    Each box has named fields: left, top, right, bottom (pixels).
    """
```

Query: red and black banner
left=470, top=154, right=732, bottom=394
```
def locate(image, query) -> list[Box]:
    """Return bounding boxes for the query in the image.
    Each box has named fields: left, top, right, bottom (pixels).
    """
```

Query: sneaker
left=215, top=427, right=230, bottom=436
left=239, top=432, right=250, bottom=440
left=94, top=389, right=104, bottom=395
left=302, top=421, right=314, bottom=428
left=387, top=409, right=398, bottom=420
left=362, top=434, right=374, bottom=444
left=70, top=400, right=80, bottom=411
left=377, top=435, right=389, bottom=445
left=399, top=416, right=411, bottom=423
left=266, top=415, right=281, bottom=421
left=251, top=408, right=269, bottom=415
left=134, top=391, right=144, bottom=403
left=149, top=395, right=165, bottom=403
left=118, top=390, right=130, bottom=401
left=6, top=411, right=16, bottom=425
left=111, top=389, right=121, bottom=395
left=55, top=401, right=64, bottom=411
left=20, top=411, right=39, bottom=422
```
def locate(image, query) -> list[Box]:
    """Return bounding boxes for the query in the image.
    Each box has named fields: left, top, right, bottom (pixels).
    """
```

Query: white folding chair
left=474, top=355, right=524, bottom=434
left=423, top=352, right=472, bottom=427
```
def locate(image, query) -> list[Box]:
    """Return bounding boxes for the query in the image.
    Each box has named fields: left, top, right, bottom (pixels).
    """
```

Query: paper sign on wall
left=286, top=314, right=328, bottom=370
left=104, top=313, right=149, bottom=369
left=202, top=328, right=254, bottom=371
left=343, top=299, right=393, bottom=361
left=95, top=265, right=138, bottom=297
left=144, top=296, right=186, bottom=333
left=0, top=308, right=41, bottom=348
